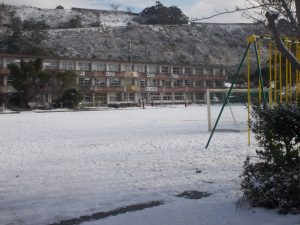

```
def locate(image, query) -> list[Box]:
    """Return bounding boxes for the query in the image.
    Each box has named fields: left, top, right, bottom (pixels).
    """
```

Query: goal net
left=207, top=89, right=248, bottom=132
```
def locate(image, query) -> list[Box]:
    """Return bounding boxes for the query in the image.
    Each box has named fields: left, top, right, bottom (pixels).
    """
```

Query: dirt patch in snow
left=48, top=201, right=164, bottom=225
left=176, top=191, right=212, bottom=200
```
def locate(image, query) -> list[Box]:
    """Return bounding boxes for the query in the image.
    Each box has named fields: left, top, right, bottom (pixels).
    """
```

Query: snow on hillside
left=43, top=23, right=267, bottom=66
left=5, top=5, right=137, bottom=28
left=0, top=4, right=269, bottom=66
left=0, top=105, right=298, bottom=225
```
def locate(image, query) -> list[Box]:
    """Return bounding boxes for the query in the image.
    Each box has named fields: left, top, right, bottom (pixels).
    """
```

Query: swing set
left=205, top=35, right=300, bottom=149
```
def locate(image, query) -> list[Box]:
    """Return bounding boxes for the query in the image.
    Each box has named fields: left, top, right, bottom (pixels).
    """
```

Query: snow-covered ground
left=0, top=105, right=298, bottom=225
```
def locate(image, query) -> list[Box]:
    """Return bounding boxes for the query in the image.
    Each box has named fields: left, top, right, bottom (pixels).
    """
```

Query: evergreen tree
left=60, top=88, right=83, bottom=109
left=139, top=1, right=189, bottom=25
left=8, top=58, right=50, bottom=108
left=240, top=103, right=300, bottom=213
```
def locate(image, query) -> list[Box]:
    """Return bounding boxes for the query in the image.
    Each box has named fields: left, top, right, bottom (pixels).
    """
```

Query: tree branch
left=191, top=4, right=278, bottom=22
left=266, top=11, right=300, bottom=70
left=280, top=0, right=300, bottom=37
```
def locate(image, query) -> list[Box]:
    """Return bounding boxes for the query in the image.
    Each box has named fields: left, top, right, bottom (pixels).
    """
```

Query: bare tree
left=126, top=7, right=133, bottom=13
left=110, top=4, right=121, bottom=12
left=192, top=0, right=300, bottom=70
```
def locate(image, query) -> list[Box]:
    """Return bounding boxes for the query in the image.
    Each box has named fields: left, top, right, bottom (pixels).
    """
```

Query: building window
left=44, top=61, right=58, bottom=70
left=214, top=69, right=222, bottom=76
left=95, top=78, right=106, bottom=87
left=109, top=93, right=121, bottom=102
left=206, top=80, right=214, bottom=88
left=148, top=79, right=159, bottom=87
left=139, top=79, right=146, bottom=87
left=185, top=80, right=194, bottom=87
left=163, top=93, right=172, bottom=101
left=79, top=78, right=84, bottom=85
left=85, top=78, right=91, bottom=86
left=124, top=79, right=134, bottom=86
left=172, top=66, right=181, bottom=75
left=108, top=64, right=120, bottom=72
left=205, top=68, right=213, bottom=75
left=150, top=93, right=160, bottom=101
left=84, top=94, right=92, bottom=102
left=215, top=93, right=224, bottom=101
left=195, top=81, right=205, bottom=87
left=185, top=67, right=193, bottom=75
left=174, top=93, right=184, bottom=101
left=195, top=93, right=204, bottom=101
left=136, top=64, right=144, bottom=72
left=78, top=77, right=91, bottom=86
left=124, top=93, right=135, bottom=102
left=109, top=78, right=121, bottom=87
left=161, top=66, right=169, bottom=74
left=173, top=80, right=183, bottom=87
left=215, top=81, right=223, bottom=88
left=95, top=93, right=107, bottom=104
left=186, top=93, right=193, bottom=100
left=61, top=62, right=74, bottom=70
left=93, top=63, right=106, bottom=71
left=78, top=62, right=90, bottom=71
left=123, top=64, right=132, bottom=72
left=149, top=65, right=159, bottom=73
left=195, top=67, right=203, bottom=75
left=162, top=80, right=171, bottom=87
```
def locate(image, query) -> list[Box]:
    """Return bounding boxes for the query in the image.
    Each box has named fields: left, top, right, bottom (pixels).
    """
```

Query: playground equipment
left=205, top=35, right=300, bottom=149
left=206, top=88, right=251, bottom=132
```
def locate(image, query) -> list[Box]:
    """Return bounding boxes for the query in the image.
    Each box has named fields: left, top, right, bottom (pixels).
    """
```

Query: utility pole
left=128, top=39, right=133, bottom=72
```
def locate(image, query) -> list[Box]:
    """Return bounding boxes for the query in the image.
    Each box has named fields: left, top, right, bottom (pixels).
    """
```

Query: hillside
left=0, top=4, right=268, bottom=67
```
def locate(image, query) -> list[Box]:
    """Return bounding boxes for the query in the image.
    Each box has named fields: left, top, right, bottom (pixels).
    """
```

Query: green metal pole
left=205, top=42, right=252, bottom=149
left=253, top=41, right=267, bottom=104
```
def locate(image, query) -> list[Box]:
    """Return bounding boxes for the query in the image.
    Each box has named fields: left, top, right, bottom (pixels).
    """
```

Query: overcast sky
left=0, top=0, right=258, bottom=23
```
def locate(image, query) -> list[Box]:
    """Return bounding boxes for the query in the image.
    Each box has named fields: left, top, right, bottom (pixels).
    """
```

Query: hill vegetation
left=0, top=3, right=268, bottom=67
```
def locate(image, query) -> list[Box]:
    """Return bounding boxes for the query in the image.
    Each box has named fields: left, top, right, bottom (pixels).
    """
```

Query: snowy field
left=0, top=105, right=298, bottom=225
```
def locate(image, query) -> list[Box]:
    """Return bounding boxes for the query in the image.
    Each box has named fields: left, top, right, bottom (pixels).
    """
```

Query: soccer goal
left=206, top=89, right=248, bottom=132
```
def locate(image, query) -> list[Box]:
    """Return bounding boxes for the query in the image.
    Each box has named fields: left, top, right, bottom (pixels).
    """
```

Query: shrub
left=240, top=103, right=300, bottom=213
left=67, top=16, right=82, bottom=28
left=137, top=1, right=189, bottom=25
left=60, top=88, right=83, bottom=109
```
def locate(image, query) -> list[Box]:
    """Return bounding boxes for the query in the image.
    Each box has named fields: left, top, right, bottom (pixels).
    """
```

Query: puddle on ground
left=176, top=191, right=212, bottom=200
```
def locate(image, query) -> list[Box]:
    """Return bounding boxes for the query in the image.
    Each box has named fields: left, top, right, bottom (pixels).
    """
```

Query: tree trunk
left=296, top=0, right=300, bottom=32
left=266, top=11, right=300, bottom=70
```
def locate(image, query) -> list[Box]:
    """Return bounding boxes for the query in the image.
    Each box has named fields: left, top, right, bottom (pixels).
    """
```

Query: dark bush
left=67, top=16, right=82, bottom=28
left=137, top=1, right=189, bottom=25
left=60, top=88, right=83, bottom=109
left=240, top=103, right=300, bottom=213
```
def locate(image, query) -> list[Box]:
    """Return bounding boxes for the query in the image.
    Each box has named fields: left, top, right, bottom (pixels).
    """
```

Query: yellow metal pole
left=296, top=44, right=300, bottom=103
left=279, top=51, right=283, bottom=103
left=289, top=43, right=292, bottom=101
left=296, top=44, right=299, bottom=103
left=297, top=69, right=299, bottom=103
left=274, top=47, right=278, bottom=105
left=286, top=41, right=289, bottom=102
left=258, top=41, right=262, bottom=103
left=269, top=42, right=273, bottom=105
left=247, top=46, right=251, bottom=146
